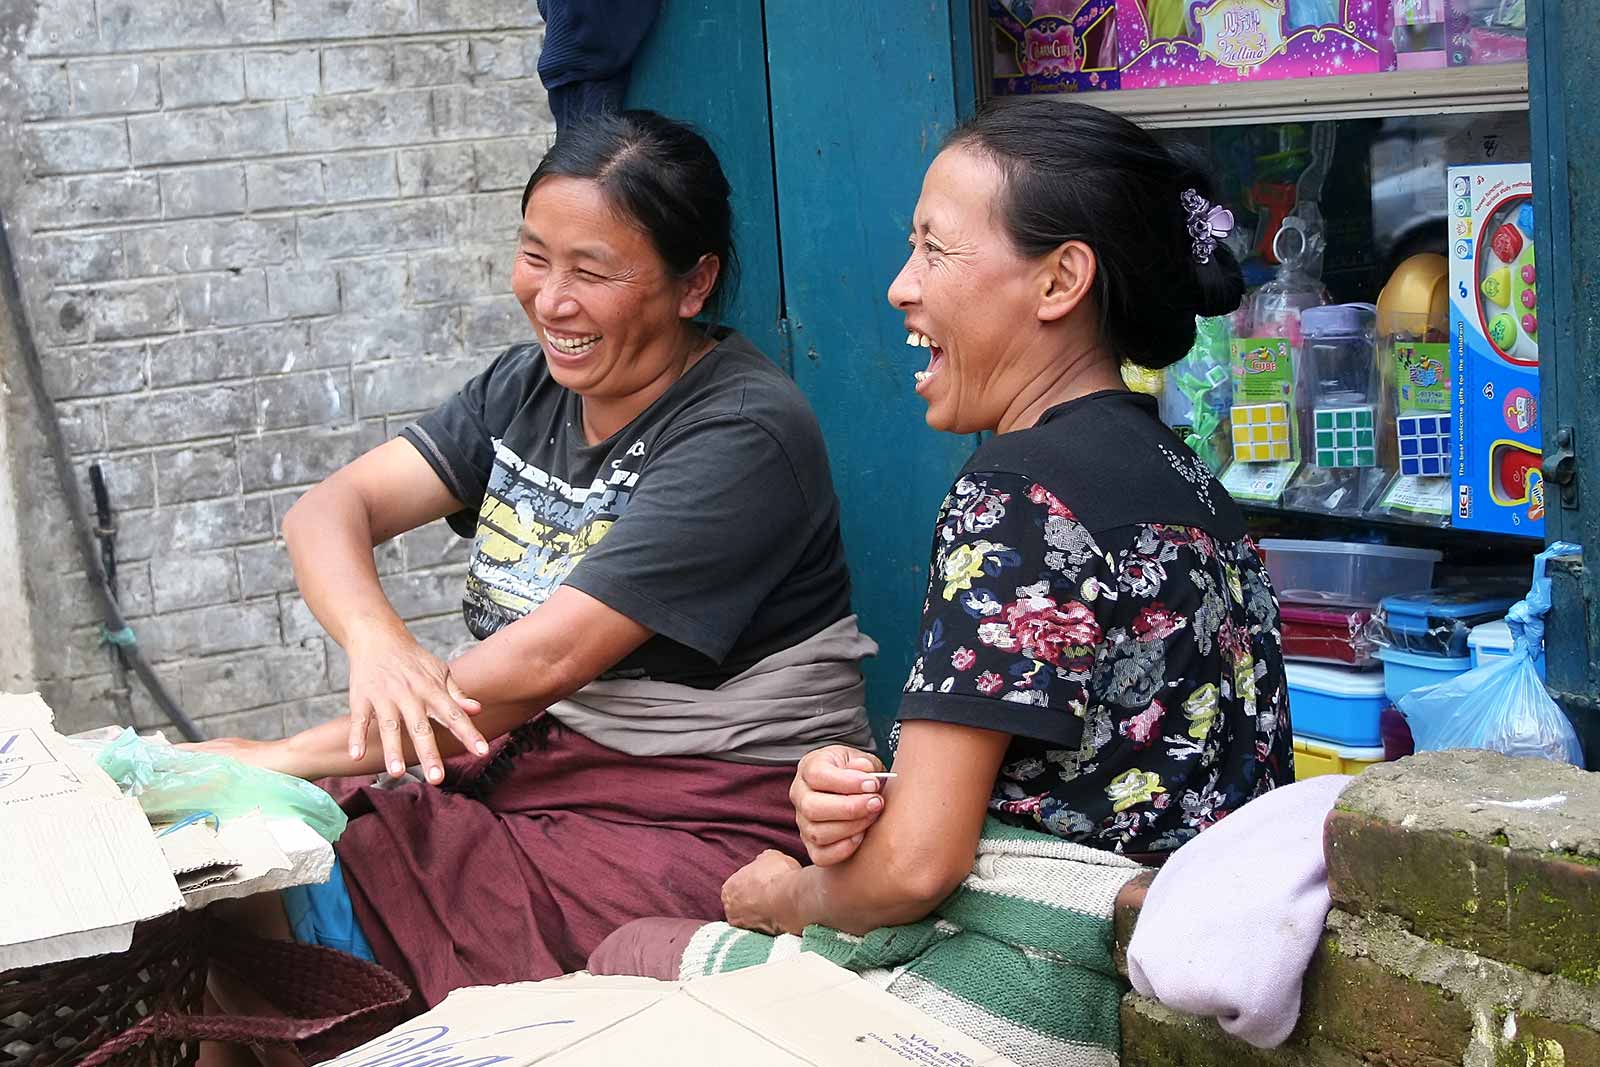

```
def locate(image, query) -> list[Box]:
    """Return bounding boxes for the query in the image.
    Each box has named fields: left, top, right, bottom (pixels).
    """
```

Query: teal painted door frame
left=625, top=2, right=786, bottom=369
left=1528, top=0, right=1600, bottom=760
left=630, top=3, right=978, bottom=738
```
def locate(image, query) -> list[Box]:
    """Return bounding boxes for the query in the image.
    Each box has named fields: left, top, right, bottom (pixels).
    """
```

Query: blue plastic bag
left=1399, top=542, right=1584, bottom=767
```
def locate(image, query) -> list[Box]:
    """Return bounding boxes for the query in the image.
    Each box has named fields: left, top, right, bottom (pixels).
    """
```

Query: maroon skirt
left=327, top=719, right=803, bottom=1007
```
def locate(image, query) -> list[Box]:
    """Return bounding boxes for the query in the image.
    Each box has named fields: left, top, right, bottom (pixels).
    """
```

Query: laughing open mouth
left=907, top=330, right=944, bottom=385
left=546, top=332, right=601, bottom=356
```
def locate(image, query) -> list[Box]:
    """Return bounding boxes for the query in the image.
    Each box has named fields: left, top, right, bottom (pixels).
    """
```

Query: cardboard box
left=321, top=954, right=1017, bottom=1067
left=1447, top=162, right=1542, bottom=536
left=0, top=693, right=183, bottom=970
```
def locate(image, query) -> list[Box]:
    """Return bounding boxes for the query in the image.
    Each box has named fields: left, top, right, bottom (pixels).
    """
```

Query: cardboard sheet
left=0, top=693, right=184, bottom=970
left=180, top=815, right=333, bottom=910
left=321, top=953, right=1017, bottom=1067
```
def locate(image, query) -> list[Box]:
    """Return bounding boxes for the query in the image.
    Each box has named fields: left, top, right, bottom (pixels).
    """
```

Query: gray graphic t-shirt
left=400, top=328, right=852, bottom=687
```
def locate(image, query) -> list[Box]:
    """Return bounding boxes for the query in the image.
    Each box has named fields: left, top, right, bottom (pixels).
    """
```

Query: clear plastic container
left=1260, top=538, right=1442, bottom=607
left=1284, top=303, right=1388, bottom=516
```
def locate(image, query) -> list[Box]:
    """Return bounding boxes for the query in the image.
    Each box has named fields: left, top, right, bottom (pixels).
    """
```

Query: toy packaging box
left=1445, top=0, right=1527, bottom=66
left=1115, top=0, right=1389, bottom=89
left=1220, top=336, right=1301, bottom=504
left=989, top=0, right=1121, bottom=94
left=1448, top=162, right=1542, bottom=536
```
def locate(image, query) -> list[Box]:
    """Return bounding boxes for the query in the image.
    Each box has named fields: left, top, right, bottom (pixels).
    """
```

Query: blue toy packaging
left=1448, top=162, right=1543, bottom=536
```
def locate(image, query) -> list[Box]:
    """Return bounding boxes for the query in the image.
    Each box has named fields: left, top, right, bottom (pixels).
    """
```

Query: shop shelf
left=995, top=64, right=1529, bottom=129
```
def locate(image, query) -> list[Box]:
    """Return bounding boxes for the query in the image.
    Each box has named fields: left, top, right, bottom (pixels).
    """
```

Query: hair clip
left=1180, top=188, right=1234, bottom=265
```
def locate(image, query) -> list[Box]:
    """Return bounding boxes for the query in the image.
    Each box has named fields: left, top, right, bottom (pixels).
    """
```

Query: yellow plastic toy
left=1376, top=253, right=1449, bottom=338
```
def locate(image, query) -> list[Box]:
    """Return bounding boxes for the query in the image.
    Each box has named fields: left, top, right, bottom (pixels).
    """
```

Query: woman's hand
left=345, top=627, right=487, bottom=784
left=721, top=850, right=802, bottom=935
left=791, top=745, right=887, bottom=866
left=180, top=737, right=304, bottom=778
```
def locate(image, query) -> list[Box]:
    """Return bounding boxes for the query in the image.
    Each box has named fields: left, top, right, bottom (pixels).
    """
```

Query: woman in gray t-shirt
left=192, top=112, right=871, bottom=1007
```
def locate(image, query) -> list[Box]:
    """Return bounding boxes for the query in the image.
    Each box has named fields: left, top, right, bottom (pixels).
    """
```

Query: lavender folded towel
left=1126, top=774, right=1353, bottom=1048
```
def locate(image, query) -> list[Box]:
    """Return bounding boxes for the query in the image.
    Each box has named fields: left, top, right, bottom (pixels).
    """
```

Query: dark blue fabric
left=547, top=77, right=629, bottom=132
left=536, top=0, right=661, bottom=127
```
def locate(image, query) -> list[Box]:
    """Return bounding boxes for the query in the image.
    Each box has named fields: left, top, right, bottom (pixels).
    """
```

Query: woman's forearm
left=758, top=723, right=1012, bottom=937
left=274, top=697, right=545, bottom=780
left=772, top=827, right=970, bottom=936
left=445, top=585, right=653, bottom=708
left=277, top=717, right=392, bottom=780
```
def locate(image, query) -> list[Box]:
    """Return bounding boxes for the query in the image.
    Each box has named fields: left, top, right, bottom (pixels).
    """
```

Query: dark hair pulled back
left=946, top=98, right=1244, bottom=369
left=523, top=109, right=739, bottom=315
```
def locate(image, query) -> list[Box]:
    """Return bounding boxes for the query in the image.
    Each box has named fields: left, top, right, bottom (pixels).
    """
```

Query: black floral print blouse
left=896, top=390, right=1293, bottom=855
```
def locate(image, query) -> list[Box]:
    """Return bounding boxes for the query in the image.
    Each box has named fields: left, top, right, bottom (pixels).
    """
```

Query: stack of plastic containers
left=1260, top=539, right=1442, bottom=777
left=1373, top=584, right=1524, bottom=704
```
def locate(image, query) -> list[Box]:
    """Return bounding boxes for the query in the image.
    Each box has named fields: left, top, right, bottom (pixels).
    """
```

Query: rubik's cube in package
left=1314, top=405, right=1377, bottom=469
left=1448, top=162, right=1542, bottom=536
left=1220, top=336, right=1300, bottom=504
left=1396, top=412, right=1452, bottom=478
left=1232, top=400, right=1292, bottom=462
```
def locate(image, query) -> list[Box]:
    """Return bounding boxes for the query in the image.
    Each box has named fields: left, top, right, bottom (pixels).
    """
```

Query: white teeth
left=905, top=331, right=938, bottom=348
left=914, top=370, right=930, bottom=383
left=906, top=331, right=917, bottom=346
left=548, top=333, right=601, bottom=355
left=921, top=335, right=932, bottom=348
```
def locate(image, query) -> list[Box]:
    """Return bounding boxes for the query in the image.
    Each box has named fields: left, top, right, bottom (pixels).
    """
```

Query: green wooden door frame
left=625, top=1, right=787, bottom=370
left=630, top=3, right=985, bottom=739
left=1528, top=0, right=1600, bottom=760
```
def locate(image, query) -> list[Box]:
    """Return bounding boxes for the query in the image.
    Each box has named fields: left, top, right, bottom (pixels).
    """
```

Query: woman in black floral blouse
left=714, top=99, right=1292, bottom=938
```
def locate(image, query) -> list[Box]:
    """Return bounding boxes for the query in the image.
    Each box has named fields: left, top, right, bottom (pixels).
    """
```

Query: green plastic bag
left=94, top=728, right=347, bottom=843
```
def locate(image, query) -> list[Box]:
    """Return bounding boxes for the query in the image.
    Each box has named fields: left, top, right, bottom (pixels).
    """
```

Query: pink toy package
left=989, top=0, right=1121, bottom=94
left=1116, top=0, right=1390, bottom=89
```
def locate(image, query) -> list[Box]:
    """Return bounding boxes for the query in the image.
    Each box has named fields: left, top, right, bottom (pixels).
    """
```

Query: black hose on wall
left=0, top=211, right=204, bottom=742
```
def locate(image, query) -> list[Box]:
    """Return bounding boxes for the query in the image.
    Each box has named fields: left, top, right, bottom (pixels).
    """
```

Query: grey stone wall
left=0, top=1, right=554, bottom=736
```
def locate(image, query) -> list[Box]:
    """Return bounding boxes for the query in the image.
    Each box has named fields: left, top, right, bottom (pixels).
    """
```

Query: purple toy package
left=1116, top=0, right=1390, bottom=89
left=989, top=0, right=1121, bottom=94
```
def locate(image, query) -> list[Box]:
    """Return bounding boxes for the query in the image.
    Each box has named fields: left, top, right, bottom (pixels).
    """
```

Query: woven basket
left=0, top=910, right=207, bottom=1067
left=80, top=917, right=413, bottom=1067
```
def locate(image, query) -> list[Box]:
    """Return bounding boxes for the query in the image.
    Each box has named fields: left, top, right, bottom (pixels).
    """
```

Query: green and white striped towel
left=680, top=817, right=1146, bottom=1067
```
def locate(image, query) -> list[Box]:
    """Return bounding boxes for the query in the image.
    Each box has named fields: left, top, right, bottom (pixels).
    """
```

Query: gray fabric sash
left=548, top=615, right=879, bottom=764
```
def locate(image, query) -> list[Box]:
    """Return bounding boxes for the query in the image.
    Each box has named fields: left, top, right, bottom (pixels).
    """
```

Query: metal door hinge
left=1543, top=425, right=1579, bottom=510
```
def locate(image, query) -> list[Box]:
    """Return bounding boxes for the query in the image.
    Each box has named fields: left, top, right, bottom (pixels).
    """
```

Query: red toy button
left=1491, top=224, right=1523, bottom=263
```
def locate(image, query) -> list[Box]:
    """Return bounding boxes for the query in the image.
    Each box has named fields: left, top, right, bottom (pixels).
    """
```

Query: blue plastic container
left=1374, top=646, right=1473, bottom=705
left=1378, top=585, right=1522, bottom=658
left=1285, top=662, right=1388, bottom=747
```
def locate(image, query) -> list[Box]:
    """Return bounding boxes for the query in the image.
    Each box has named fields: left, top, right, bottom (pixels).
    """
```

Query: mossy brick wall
left=1119, top=751, right=1600, bottom=1066
left=0, top=2, right=556, bottom=735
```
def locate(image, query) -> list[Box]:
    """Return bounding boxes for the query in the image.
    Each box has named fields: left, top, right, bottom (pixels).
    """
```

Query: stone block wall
left=0, top=1, right=555, bottom=736
left=1118, top=751, right=1600, bottom=1066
